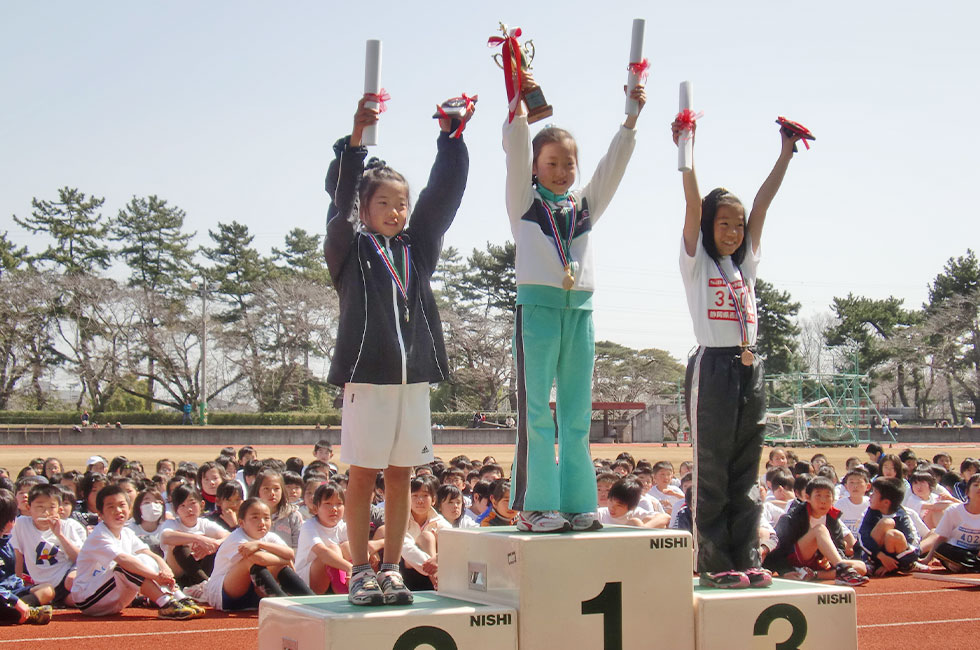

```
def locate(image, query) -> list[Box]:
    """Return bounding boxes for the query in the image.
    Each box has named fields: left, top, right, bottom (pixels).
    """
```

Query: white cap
left=87, top=455, right=107, bottom=468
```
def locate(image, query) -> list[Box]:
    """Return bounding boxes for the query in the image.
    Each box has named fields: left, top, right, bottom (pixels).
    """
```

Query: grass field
left=3, top=442, right=979, bottom=476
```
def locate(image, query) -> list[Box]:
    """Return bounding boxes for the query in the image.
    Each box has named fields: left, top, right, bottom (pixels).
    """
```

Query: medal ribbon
left=367, top=234, right=410, bottom=302
left=713, top=261, right=750, bottom=345
left=488, top=27, right=523, bottom=123
left=540, top=198, right=577, bottom=276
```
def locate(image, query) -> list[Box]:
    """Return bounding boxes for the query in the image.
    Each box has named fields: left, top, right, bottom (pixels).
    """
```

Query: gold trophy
left=492, top=23, right=553, bottom=123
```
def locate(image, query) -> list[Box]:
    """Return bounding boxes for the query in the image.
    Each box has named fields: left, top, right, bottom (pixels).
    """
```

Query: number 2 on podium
left=581, top=581, right=623, bottom=650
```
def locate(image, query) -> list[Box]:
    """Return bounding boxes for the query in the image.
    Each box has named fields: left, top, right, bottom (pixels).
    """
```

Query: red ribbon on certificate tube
left=627, top=58, right=651, bottom=83
left=488, top=27, right=523, bottom=123
left=365, top=89, right=391, bottom=113
left=675, top=107, right=703, bottom=131
left=437, top=93, right=478, bottom=139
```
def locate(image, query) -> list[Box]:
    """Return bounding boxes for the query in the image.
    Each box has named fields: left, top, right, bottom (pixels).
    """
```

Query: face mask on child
left=140, top=502, right=164, bottom=522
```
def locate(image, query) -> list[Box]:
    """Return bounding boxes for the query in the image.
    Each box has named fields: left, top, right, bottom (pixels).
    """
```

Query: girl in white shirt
left=205, top=498, right=312, bottom=611
left=159, top=485, right=228, bottom=587
left=295, top=483, right=352, bottom=594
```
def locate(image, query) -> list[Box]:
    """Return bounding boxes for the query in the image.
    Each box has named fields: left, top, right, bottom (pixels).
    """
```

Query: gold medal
left=741, top=347, right=754, bottom=366
left=562, top=265, right=575, bottom=290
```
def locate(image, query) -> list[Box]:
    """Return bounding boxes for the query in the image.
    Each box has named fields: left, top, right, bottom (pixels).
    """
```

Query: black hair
left=15, top=475, right=47, bottom=492
left=78, top=472, right=108, bottom=513
left=531, top=126, right=579, bottom=188
left=959, top=458, right=980, bottom=474
left=304, top=460, right=330, bottom=479
left=765, top=466, right=792, bottom=484
left=96, top=484, right=127, bottom=512
left=314, top=440, right=333, bottom=453
left=312, top=482, right=345, bottom=507
left=596, top=471, right=620, bottom=484
left=156, top=458, right=176, bottom=473
left=248, top=469, right=290, bottom=518
left=865, top=443, right=884, bottom=457
left=411, top=475, right=439, bottom=498
left=282, top=470, right=303, bottom=488
left=651, top=461, right=673, bottom=474
left=471, top=479, right=493, bottom=502
left=237, top=446, right=256, bottom=462
left=285, top=457, right=305, bottom=475
left=238, top=496, right=268, bottom=522
left=793, top=473, right=813, bottom=497
left=196, top=461, right=227, bottom=493
left=608, top=477, right=643, bottom=511
left=899, top=448, right=917, bottom=463
left=170, top=484, right=203, bottom=513
left=871, top=477, right=905, bottom=514
left=770, top=471, right=795, bottom=492
left=699, top=188, right=747, bottom=264
left=243, top=460, right=264, bottom=478
left=357, top=158, right=409, bottom=222
left=879, top=454, right=905, bottom=480
left=804, top=476, right=836, bottom=497
left=791, top=461, right=812, bottom=477
left=28, top=483, right=63, bottom=505
left=0, top=489, right=18, bottom=530
left=932, top=452, right=952, bottom=464
left=843, top=467, right=871, bottom=484
left=489, top=478, right=510, bottom=503
left=57, top=485, right=76, bottom=509
left=435, top=484, right=463, bottom=512
left=910, top=471, right=937, bottom=489
left=478, top=463, right=504, bottom=478
left=216, top=480, right=244, bottom=502
left=816, top=465, right=838, bottom=484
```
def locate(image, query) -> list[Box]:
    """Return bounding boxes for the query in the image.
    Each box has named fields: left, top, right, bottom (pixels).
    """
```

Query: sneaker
left=744, top=567, right=773, bottom=588
left=378, top=569, right=414, bottom=606
left=516, top=511, right=571, bottom=533
left=348, top=569, right=385, bottom=606
left=24, top=605, right=52, bottom=625
left=179, top=598, right=206, bottom=617
left=835, top=563, right=870, bottom=587
left=183, top=580, right=208, bottom=601
left=782, top=566, right=817, bottom=581
left=698, top=571, right=750, bottom=589
left=562, top=512, right=602, bottom=532
left=157, top=600, right=197, bottom=620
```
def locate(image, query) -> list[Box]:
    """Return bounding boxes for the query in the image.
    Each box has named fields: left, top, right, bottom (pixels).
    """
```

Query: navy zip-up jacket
left=324, top=132, right=468, bottom=386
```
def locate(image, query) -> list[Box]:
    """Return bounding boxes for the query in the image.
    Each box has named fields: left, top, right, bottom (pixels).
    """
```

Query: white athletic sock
left=154, top=595, right=172, bottom=607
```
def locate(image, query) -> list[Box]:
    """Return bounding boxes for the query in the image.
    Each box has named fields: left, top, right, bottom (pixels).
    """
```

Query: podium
left=258, top=525, right=859, bottom=650
left=438, top=526, right=696, bottom=650
left=693, top=578, right=857, bottom=649
left=258, top=592, right=517, bottom=650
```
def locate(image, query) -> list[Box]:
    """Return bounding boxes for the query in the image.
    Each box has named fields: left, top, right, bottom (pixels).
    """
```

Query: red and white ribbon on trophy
left=488, top=26, right=524, bottom=124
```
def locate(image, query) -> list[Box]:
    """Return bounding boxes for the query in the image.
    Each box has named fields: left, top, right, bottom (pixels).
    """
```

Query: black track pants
left=685, top=346, right=767, bottom=574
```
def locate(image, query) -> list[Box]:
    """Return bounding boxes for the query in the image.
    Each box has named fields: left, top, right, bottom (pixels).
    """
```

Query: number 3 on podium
left=581, top=582, right=623, bottom=650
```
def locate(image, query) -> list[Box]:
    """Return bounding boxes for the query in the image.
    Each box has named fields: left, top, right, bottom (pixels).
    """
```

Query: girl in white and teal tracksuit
left=503, top=82, right=644, bottom=531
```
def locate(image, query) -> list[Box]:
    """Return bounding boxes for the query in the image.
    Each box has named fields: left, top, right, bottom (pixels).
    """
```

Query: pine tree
left=13, top=187, right=111, bottom=274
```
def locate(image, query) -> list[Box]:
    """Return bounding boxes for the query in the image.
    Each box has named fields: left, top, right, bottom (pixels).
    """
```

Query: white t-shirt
left=125, top=520, right=165, bottom=551
left=205, top=527, right=287, bottom=610
left=597, top=507, right=638, bottom=526
left=934, top=504, right=980, bottom=551
left=762, top=501, right=788, bottom=528
left=158, top=517, right=226, bottom=561
left=635, top=494, right=666, bottom=516
left=834, top=496, right=870, bottom=536
left=70, top=522, right=150, bottom=600
left=679, top=232, right=760, bottom=347
left=295, top=518, right=348, bottom=583
left=11, top=515, right=87, bottom=585
left=648, top=485, right=684, bottom=512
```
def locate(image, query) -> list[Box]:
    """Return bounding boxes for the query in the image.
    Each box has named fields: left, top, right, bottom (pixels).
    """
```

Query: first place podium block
left=258, top=592, right=518, bottom=650
left=438, top=526, right=696, bottom=650
left=693, top=578, right=857, bottom=649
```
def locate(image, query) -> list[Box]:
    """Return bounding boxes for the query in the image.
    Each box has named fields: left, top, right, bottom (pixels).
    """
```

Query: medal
left=562, top=265, right=575, bottom=290
left=367, top=233, right=411, bottom=322
left=741, top=346, right=754, bottom=366
left=541, top=197, right=577, bottom=291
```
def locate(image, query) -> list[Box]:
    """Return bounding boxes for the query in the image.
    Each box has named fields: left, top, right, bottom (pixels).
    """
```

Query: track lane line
left=0, top=625, right=258, bottom=643
left=858, top=616, right=980, bottom=629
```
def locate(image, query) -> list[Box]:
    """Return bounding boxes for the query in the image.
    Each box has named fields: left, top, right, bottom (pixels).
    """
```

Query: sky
left=2, top=1, right=978, bottom=365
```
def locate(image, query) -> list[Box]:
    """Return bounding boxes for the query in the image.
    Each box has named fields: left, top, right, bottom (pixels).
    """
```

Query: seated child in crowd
left=12, top=484, right=86, bottom=607
left=70, top=486, right=202, bottom=619
left=480, top=479, right=517, bottom=527
left=204, top=497, right=313, bottom=610
left=764, top=477, right=869, bottom=586
left=206, top=480, right=244, bottom=532
left=436, top=484, right=477, bottom=528
left=834, top=468, right=871, bottom=537
left=0, top=489, right=51, bottom=625
left=858, top=477, right=923, bottom=576
left=159, top=485, right=229, bottom=590
left=295, top=483, right=352, bottom=595
left=907, top=471, right=957, bottom=529
left=126, top=488, right=168, bottom=556
left=923, top=473, right=980, bottom=572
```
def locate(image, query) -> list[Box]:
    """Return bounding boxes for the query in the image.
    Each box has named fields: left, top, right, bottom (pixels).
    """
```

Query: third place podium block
left=258, top=592, right=517, bottom=650
left=693, top=577, right=857, bottom=649
left=438, top=526, right=696, bottom=650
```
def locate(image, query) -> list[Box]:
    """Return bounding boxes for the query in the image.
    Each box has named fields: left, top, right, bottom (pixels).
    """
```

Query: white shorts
left=74, top=554, right=157, bottom=616
left=340, top=382, right=434, bottom=469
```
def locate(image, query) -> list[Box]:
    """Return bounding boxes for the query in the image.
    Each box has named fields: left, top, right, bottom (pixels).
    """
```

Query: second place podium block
left=438, top=525, right=696, bottom=650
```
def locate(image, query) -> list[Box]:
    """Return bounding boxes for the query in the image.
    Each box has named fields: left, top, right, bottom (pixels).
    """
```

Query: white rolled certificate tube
left=625, top=18, right=645, bottom=116
left=363, top=39, right=382, bottom=146
left=678, top=81, right=694, bottom=172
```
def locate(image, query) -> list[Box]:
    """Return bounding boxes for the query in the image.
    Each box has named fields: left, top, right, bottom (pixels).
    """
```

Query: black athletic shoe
left=699, top=571, right=750, bottom=589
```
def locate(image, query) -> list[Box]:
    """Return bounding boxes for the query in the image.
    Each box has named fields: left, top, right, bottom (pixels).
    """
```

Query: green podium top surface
left=277, top=592, right=501, bottom=615
left=694, top=578, right=851, bottom=595
left=464, top=525, right=684, bottom=539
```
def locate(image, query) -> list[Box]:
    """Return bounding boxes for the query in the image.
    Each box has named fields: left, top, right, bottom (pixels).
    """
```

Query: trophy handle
left=492, top=52, right=505, bottom=70
left=522, top=40, right=535, bottom=69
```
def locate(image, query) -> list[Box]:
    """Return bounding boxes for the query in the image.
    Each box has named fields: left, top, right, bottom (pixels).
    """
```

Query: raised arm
left=746, top=128, right=800, bottom=253
left=673, top=119, right=701, bottom=257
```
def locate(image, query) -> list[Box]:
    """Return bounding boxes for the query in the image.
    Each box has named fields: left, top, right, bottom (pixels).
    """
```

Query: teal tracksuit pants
left=510, top=302, right=597, bottom=513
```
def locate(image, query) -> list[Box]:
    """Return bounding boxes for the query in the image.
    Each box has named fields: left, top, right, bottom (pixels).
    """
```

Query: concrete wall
left=869, top=426, right=980, bottom=444
left=0, top=426, right=517, bottom=447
